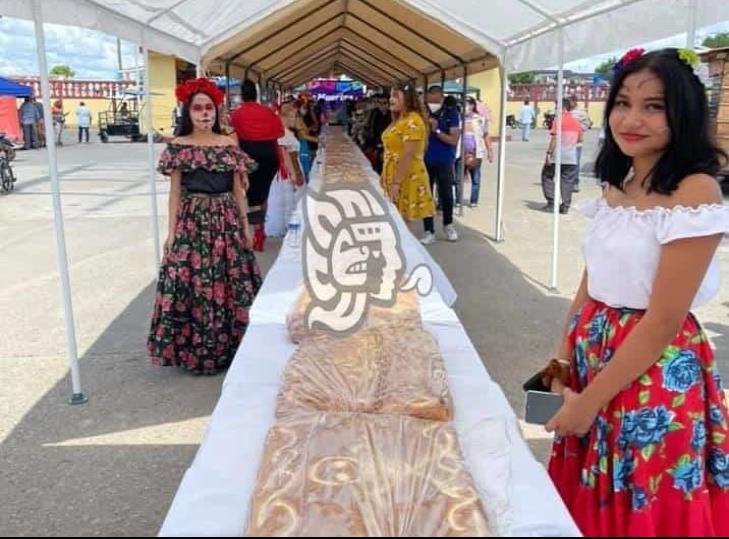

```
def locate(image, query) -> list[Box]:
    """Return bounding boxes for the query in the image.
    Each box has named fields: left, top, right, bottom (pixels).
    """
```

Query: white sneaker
left=445, top=224, right=459, bottom=242
left=420, top=231, right=437, bottom=245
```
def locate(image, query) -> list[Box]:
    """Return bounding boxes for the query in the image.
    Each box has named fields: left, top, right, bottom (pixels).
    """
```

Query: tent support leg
left=495, top=50, right=508, bottom=243
left=32, top=0, right=87, bottom=405
left=457, top=63, right=467, bottom=218
left=549, top=29, right=565, bottom=292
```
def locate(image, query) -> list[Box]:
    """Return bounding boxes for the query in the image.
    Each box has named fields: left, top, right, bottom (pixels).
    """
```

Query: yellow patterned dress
left=381, top=112, right=435, bottom=220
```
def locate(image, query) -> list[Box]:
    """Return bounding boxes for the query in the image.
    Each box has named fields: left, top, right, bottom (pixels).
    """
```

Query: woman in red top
left=230, top=80, right=284, bottom=251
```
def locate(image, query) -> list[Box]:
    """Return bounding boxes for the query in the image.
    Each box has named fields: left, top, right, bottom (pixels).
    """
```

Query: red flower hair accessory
left=175, top=78, right=225, bottom=106
left=613, top=48, right=645, bottom=75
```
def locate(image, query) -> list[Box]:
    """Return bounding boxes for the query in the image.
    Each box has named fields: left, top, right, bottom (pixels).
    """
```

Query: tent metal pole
left=495, top=48, right=508, bottom=242
left=687, top=0, right=698, bottom=48
left=550, top=28, right=565, bottom=292
left=143, top=43, right=162, bottom=274
left=32, top=0, right=87, bottom=405
left=458, top=64, right=468, bottom=217
left=225, top=60, right=231, bottom=108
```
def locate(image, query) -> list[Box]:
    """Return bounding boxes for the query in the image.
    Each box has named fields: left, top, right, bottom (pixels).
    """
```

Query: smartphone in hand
left=524, top=390, right=564, bottom=426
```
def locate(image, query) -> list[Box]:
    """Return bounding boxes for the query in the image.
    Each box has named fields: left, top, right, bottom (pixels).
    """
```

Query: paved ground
left=1, top=127, right=727, bottom=536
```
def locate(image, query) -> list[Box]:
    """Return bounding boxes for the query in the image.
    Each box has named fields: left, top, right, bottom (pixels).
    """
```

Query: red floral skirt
left=549, top=299, right=729, bottom=536
left=148, top=193, right=262, bottom=374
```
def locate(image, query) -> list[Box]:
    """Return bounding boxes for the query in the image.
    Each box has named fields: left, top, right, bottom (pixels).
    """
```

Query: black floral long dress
left=147, top=143, right=262, bottom=374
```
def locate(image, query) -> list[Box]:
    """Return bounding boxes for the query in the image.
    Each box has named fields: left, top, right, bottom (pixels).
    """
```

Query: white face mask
left=427, top=103, right=442, bottom=113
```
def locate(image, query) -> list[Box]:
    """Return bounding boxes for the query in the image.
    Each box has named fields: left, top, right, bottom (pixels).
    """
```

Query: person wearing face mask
left=230, top=79, right=285, bottom=251
left=422, top=86, right=461, bottom=244
left=148, top=78, right=262, bottom=375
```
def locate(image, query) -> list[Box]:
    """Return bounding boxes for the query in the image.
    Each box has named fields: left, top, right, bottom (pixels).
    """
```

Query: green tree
left=702, top=32, right=729, bottom=49
left=594, top=56, right=618, bottom=75
left=508, top=72, right=535, bottom=84
left=50, top=65, right=75, bottom=78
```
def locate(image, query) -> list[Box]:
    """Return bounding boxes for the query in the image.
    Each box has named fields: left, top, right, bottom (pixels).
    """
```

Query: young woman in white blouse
left=543, top=48, right=729, bottom=536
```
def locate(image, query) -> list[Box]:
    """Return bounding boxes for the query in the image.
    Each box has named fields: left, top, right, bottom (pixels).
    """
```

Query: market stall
left=0, top=76, right=33, bottom=145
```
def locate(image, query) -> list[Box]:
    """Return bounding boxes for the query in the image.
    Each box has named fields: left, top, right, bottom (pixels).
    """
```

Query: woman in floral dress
left=380, top=85, right=435, bottom=221
left=543, top=49, right=729, bottom=536
left=148, top=78, right=262, bottom=375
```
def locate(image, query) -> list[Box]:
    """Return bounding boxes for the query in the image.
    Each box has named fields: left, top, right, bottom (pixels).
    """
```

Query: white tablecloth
left=159, top=133, right=581, bottom=538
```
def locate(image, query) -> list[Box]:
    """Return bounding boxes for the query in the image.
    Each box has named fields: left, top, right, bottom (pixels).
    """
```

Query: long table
left=159, top=132, right=581, bottom=537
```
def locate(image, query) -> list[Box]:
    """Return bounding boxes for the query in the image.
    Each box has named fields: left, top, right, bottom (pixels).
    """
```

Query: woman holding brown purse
left=456, top=97, right=493, bottom=208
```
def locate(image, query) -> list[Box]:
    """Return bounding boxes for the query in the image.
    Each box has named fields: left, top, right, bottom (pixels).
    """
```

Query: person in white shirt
left=76, top=102, right=92, bottom=143
left=518, top=99, right=536, bottom=141
left=265, top=101, right=305, bottom=237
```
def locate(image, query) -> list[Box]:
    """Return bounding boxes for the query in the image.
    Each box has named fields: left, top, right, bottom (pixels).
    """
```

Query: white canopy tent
left=3, top=0, right=729, bottom=402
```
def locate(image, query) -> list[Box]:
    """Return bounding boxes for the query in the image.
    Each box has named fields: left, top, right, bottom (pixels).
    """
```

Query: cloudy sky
left=563, top=20, right=729, bottom=73
left=0, top=17, right=138, bottom=79
left=1, top=16, right=729, bottom=80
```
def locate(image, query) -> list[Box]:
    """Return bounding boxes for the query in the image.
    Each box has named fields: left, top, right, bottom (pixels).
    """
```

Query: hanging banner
left=304, top=79, right=365, bottom=101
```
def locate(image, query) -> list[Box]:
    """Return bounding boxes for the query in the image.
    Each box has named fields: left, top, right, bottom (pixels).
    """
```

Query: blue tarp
left=0, top=77, right=32, bottom=97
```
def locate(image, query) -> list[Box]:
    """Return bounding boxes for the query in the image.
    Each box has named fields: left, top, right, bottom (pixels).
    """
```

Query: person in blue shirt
left=422, top=86, right=461, bottom=244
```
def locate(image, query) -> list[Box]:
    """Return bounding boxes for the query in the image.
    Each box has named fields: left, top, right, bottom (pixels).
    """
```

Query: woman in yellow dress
left=381, top=86, right=435, bottom=221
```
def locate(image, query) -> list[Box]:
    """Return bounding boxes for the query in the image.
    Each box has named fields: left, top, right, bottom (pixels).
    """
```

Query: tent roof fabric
left=0, top=77, right=33, bottom=97
left=203, top=0, right=498, bottom=87
left=3, top=0, right=729, bottom=82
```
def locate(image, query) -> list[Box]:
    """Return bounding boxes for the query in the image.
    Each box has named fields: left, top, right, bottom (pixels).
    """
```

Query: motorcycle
left=0, top=133, right=17, bottom=193
left=506, top=114, right=537, bottom=130
left=0, top=133, right=17, bottom=162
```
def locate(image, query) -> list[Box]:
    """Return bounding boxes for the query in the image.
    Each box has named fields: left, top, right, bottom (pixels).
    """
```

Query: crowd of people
left=146, top=77, right=498, bottom=376
left=340, top=86, right=494, bottom=244
left=17, top=96, right=93, bottom=149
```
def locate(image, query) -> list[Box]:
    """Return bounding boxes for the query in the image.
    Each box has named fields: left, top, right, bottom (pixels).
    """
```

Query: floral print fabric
left=381, top=112, right=435, bottom=220
left=549, top=298, right=729, bottom=536
left=157, top=143, right=252, bottom=176
left=148, top=144, right=262, bottom=375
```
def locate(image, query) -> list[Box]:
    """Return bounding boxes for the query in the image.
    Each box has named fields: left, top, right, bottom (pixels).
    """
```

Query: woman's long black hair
left=299, top=102, right=317, bottom=129
left=176, top=92, right=222, bottom=137
left=595, top=48, right=726, bottom=194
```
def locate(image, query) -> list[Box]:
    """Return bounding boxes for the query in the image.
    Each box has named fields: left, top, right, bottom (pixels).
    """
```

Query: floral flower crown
left=612, top=47, right=703, bottom=79
left=175, top=77, right=225, bottom=106
left=612, top=48, right=645, bottom=74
